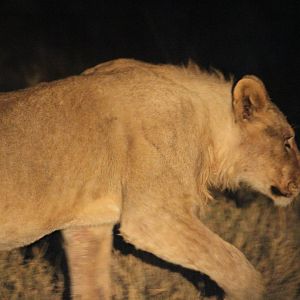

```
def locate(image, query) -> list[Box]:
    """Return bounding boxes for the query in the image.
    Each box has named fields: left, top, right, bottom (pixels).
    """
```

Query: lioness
left=0, top=59, right=299, bottom=300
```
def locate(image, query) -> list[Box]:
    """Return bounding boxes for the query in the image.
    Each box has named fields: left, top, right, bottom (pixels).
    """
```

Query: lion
left=0, top=59, right=299, bottom=300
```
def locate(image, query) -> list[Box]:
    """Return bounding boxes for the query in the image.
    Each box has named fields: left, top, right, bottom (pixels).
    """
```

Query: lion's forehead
left=263, top=103, right=295, bottom=139
left=261, top=107, right=294, bottom=139
left=264, top=125, right=292, bottom=139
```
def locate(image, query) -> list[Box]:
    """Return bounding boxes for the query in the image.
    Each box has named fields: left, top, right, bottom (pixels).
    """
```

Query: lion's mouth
left=270, top=185, right=292, bottom=198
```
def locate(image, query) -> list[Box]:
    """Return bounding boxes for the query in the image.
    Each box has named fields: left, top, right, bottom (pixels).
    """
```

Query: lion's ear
left=232, top=75, right=269, bottom=122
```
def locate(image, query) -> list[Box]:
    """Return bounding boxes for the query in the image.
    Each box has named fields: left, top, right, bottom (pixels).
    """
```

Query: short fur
left=0, top=59, right=299, bottom=299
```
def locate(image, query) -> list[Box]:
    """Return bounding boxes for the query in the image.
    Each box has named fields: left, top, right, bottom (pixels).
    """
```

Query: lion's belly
left=0, top=223, right=56, bottom=251
left=0, top=190, right=121, bottom=251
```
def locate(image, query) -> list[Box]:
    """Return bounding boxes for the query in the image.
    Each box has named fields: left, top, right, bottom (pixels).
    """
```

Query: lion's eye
left=284, top=137, right=293, bottom=151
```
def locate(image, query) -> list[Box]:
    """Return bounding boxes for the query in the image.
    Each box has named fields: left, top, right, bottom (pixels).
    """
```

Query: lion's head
left=232, top=76, right=300, bottom=206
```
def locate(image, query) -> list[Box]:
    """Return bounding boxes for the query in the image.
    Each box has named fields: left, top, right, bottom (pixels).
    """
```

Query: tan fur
left=1, top=59, right=299, bottom=299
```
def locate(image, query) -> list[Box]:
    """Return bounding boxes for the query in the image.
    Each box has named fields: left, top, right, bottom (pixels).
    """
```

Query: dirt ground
left=1, top=191, right=299, bottom=300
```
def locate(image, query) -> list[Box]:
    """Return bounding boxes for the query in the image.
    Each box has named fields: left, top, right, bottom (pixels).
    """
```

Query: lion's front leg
left=120, top=201, right=265, bottom=300
left=63, top=224, right=113, bottom=300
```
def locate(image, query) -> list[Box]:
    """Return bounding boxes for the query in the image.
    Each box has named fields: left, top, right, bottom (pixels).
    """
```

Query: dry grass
left=0, top=248, right=63, bottom=299
left=0, top=191, right=299, bottom=299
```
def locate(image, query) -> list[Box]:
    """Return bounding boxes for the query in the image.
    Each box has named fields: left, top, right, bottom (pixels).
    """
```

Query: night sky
left=0, top=0, right=299, bottom=134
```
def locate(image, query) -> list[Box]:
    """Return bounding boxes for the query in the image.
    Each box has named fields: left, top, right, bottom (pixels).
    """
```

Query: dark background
left=0, top=0, right=299, bottom=135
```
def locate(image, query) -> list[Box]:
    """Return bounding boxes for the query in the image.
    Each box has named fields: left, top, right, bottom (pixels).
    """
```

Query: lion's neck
left=194, top=84, right=242, bottom=192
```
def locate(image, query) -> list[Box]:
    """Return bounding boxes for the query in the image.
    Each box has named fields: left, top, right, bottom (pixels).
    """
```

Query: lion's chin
left=272, top=196, right=294, bottom=207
